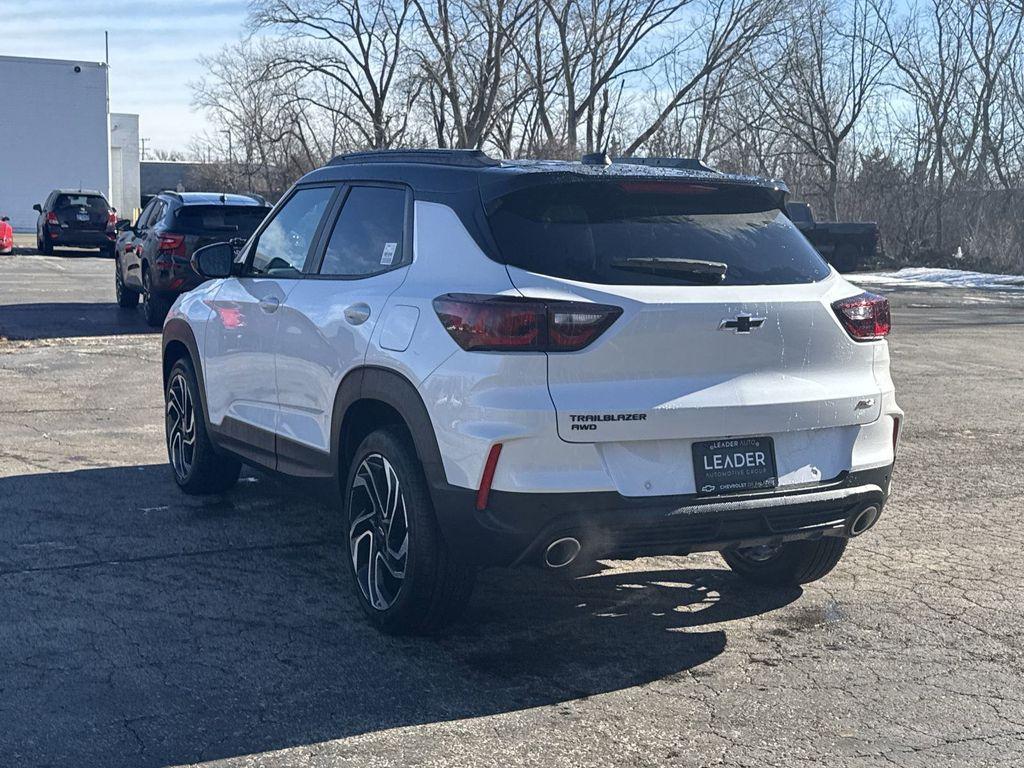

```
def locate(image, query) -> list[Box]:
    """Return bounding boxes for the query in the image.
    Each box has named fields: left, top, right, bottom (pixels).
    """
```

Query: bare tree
left=251, top=0, right=416, bottom=148
left=757, top=0, right=892, bottom=219
left=624, top=0, right=778, bottom=156
left=410, top=0, right=535, bottom=149
left=542, top=0, right=689, bottom=152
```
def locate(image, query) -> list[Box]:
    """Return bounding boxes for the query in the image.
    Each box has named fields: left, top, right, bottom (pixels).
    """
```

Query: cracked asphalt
left=1, top=244, right=1023, bottom=767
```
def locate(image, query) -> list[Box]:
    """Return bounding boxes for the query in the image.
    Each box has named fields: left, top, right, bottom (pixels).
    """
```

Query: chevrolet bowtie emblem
left=719, top=315, right=766, bottom=334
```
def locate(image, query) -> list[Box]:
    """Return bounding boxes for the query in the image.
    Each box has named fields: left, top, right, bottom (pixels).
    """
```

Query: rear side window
left=319, top=186, right=406, bottom=277
left=173, top=205, right=271, bottom=237
left=486, top=180, right=830, bottom=286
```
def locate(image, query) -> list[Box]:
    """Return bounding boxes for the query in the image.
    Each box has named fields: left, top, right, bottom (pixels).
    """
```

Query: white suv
left=162, top=150, right=902, bottom=634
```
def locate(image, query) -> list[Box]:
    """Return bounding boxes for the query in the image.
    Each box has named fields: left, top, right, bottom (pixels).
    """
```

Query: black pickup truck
left=785, top=202, right=879, bottom=273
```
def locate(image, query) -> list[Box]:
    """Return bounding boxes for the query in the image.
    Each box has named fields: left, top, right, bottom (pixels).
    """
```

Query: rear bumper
left=47, top=228, right=114, bottom=248
left=429, top=465, right=892, bottom=567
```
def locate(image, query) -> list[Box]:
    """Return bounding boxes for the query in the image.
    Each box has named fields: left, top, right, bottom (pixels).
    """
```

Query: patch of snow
left=848, top=267, right=1024, bottom=291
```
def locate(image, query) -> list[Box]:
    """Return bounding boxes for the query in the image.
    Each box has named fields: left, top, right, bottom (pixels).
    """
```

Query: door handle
left=344, top=303, right=371, bottom=325
left=258, top=296, right=281, bottom=313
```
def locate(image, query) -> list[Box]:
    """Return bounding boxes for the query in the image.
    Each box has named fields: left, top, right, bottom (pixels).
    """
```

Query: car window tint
left=319, top=187, right=406, bottom=277
left=55, top=194, right=108, bottom=214
left=137, top=200, right=160, bottom=229
left=174, top=206, right=271, bottom=237
left=486, top=180, right=831, bottom=286
left=250, top=187, right=334, bottom=277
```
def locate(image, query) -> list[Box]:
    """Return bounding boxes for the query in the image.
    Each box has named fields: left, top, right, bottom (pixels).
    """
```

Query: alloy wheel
left=349, top=453, right=410, bottom=611
left=166, top=372, right=196, bottom=481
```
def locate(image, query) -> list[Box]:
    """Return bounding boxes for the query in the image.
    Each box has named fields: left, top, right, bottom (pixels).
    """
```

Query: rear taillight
left=831, top=292, right=890, bottom=340
left=157, top=233, right=186, bottom=258
left=107, top=210, right=117, bottom=227
left=46, top=212, right=59, bottom=225
left=433, top=294, right=622, bottom=352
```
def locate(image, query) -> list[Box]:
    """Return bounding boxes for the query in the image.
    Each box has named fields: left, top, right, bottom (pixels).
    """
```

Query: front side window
left=319, top=186, right=407, bottom=277
left=249, top=186, right=334, bottom=277
left=135, top=199, right=160, bottom=229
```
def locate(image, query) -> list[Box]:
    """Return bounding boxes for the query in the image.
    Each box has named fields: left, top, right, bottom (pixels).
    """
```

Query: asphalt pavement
left=1, top=243, right=1023, bottom=767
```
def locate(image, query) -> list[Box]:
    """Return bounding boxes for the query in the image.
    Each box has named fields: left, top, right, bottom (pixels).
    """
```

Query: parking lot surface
left=1, top=247, right=1023, bottom=767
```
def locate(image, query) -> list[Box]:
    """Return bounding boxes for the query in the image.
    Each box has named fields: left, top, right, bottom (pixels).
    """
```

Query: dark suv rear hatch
left=54, top=193, right=110, bottom=231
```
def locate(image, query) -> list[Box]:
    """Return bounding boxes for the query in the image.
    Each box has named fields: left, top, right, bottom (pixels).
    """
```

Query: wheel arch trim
left=162, top=318, right=211, bottom=428
left=330, top=366, right=447, bottom=490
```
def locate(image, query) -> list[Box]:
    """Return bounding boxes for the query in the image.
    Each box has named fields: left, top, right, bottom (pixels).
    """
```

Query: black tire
left=165, top=358, right=241, bottom=495
left=39, top=233, right=53, bottom=255
left=721, top=537, right=848, bottom=587
left=831, top=244, right=859, bottom=274
left=115, top=257, right=140, bottom=308
left=142, top=266, right=170, bottom=327
left=344, top=426, right=475, bottom=635
left=101, top=243, right=115, bottom=258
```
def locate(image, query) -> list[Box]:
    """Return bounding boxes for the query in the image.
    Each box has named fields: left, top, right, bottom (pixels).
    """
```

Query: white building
left=110, top=113, right=141, bottom=221
left=0, top=55, right=140, bottom=230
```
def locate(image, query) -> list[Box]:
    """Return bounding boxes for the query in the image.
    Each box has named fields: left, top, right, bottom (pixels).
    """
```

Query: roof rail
left=158, top=189, right=184, bottom=200
left=329, top=148, right=501, bottom=168
left=612, top=157, right=719, bottom=173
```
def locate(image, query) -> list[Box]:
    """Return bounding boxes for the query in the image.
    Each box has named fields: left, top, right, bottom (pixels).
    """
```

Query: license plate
left=692, top=436, right=778, bottom=495
left=76, top=212, right=90, bottom=221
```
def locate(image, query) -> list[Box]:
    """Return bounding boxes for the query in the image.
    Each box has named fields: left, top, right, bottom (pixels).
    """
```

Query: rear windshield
left=485, top=180, right=830, bottom=286
left=54, top=195, right=108, bottom=213
left=172, top=205, right=271, bottom=236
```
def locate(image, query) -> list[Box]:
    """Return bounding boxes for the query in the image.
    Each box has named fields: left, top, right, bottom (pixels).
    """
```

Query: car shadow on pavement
left=0, top=301, right=158, bottom=340
left=0, top=464, right=801, bottom=767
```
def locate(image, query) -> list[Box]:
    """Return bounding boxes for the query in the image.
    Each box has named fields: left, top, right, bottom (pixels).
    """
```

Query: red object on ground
left=0, top=219, right=13, bottom=254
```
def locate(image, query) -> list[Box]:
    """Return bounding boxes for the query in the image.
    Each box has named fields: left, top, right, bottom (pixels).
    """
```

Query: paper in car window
left=381, top=242, right=398, bottom=266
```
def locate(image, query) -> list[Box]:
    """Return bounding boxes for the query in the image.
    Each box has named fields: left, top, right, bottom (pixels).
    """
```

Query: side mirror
left=192, top=242, right=235, bottom=279
left=33, top=204, right=42, bottom=213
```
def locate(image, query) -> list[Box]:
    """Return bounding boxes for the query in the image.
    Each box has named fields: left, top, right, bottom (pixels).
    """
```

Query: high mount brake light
left=832, top=291, right=891, bottom=340
left=433, top=294, right=622, bottom=352
left=616, top=181, right=718, bottom=195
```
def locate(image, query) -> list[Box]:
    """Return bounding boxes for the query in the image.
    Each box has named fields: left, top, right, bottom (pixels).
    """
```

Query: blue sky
left=2, top=0, right=249, bottom=153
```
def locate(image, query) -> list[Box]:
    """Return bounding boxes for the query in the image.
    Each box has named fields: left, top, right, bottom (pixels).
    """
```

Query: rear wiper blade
left=610, top=257, right=728, bottom=282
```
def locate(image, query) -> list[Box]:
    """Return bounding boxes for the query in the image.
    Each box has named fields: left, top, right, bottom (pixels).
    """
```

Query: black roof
left=307, top=149, right=788, bottom=200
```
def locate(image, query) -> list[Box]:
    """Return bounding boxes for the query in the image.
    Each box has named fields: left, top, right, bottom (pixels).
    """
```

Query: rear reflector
left=476, top=443, right=503, bottom=511
left=832, top=291, right=891, bottom=340
left=433, top=294, right=621, bottom=352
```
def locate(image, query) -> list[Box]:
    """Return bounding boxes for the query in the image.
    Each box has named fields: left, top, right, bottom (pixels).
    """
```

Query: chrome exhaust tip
left=544, top=537, right=581, bottom=569
left=849, top=505, right=880, bottom=537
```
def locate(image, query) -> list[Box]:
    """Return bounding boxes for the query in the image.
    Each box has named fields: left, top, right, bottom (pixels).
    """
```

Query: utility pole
left=140, top=137, right=150, bottom=161
left=220, top=129, right=233, bottom=164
